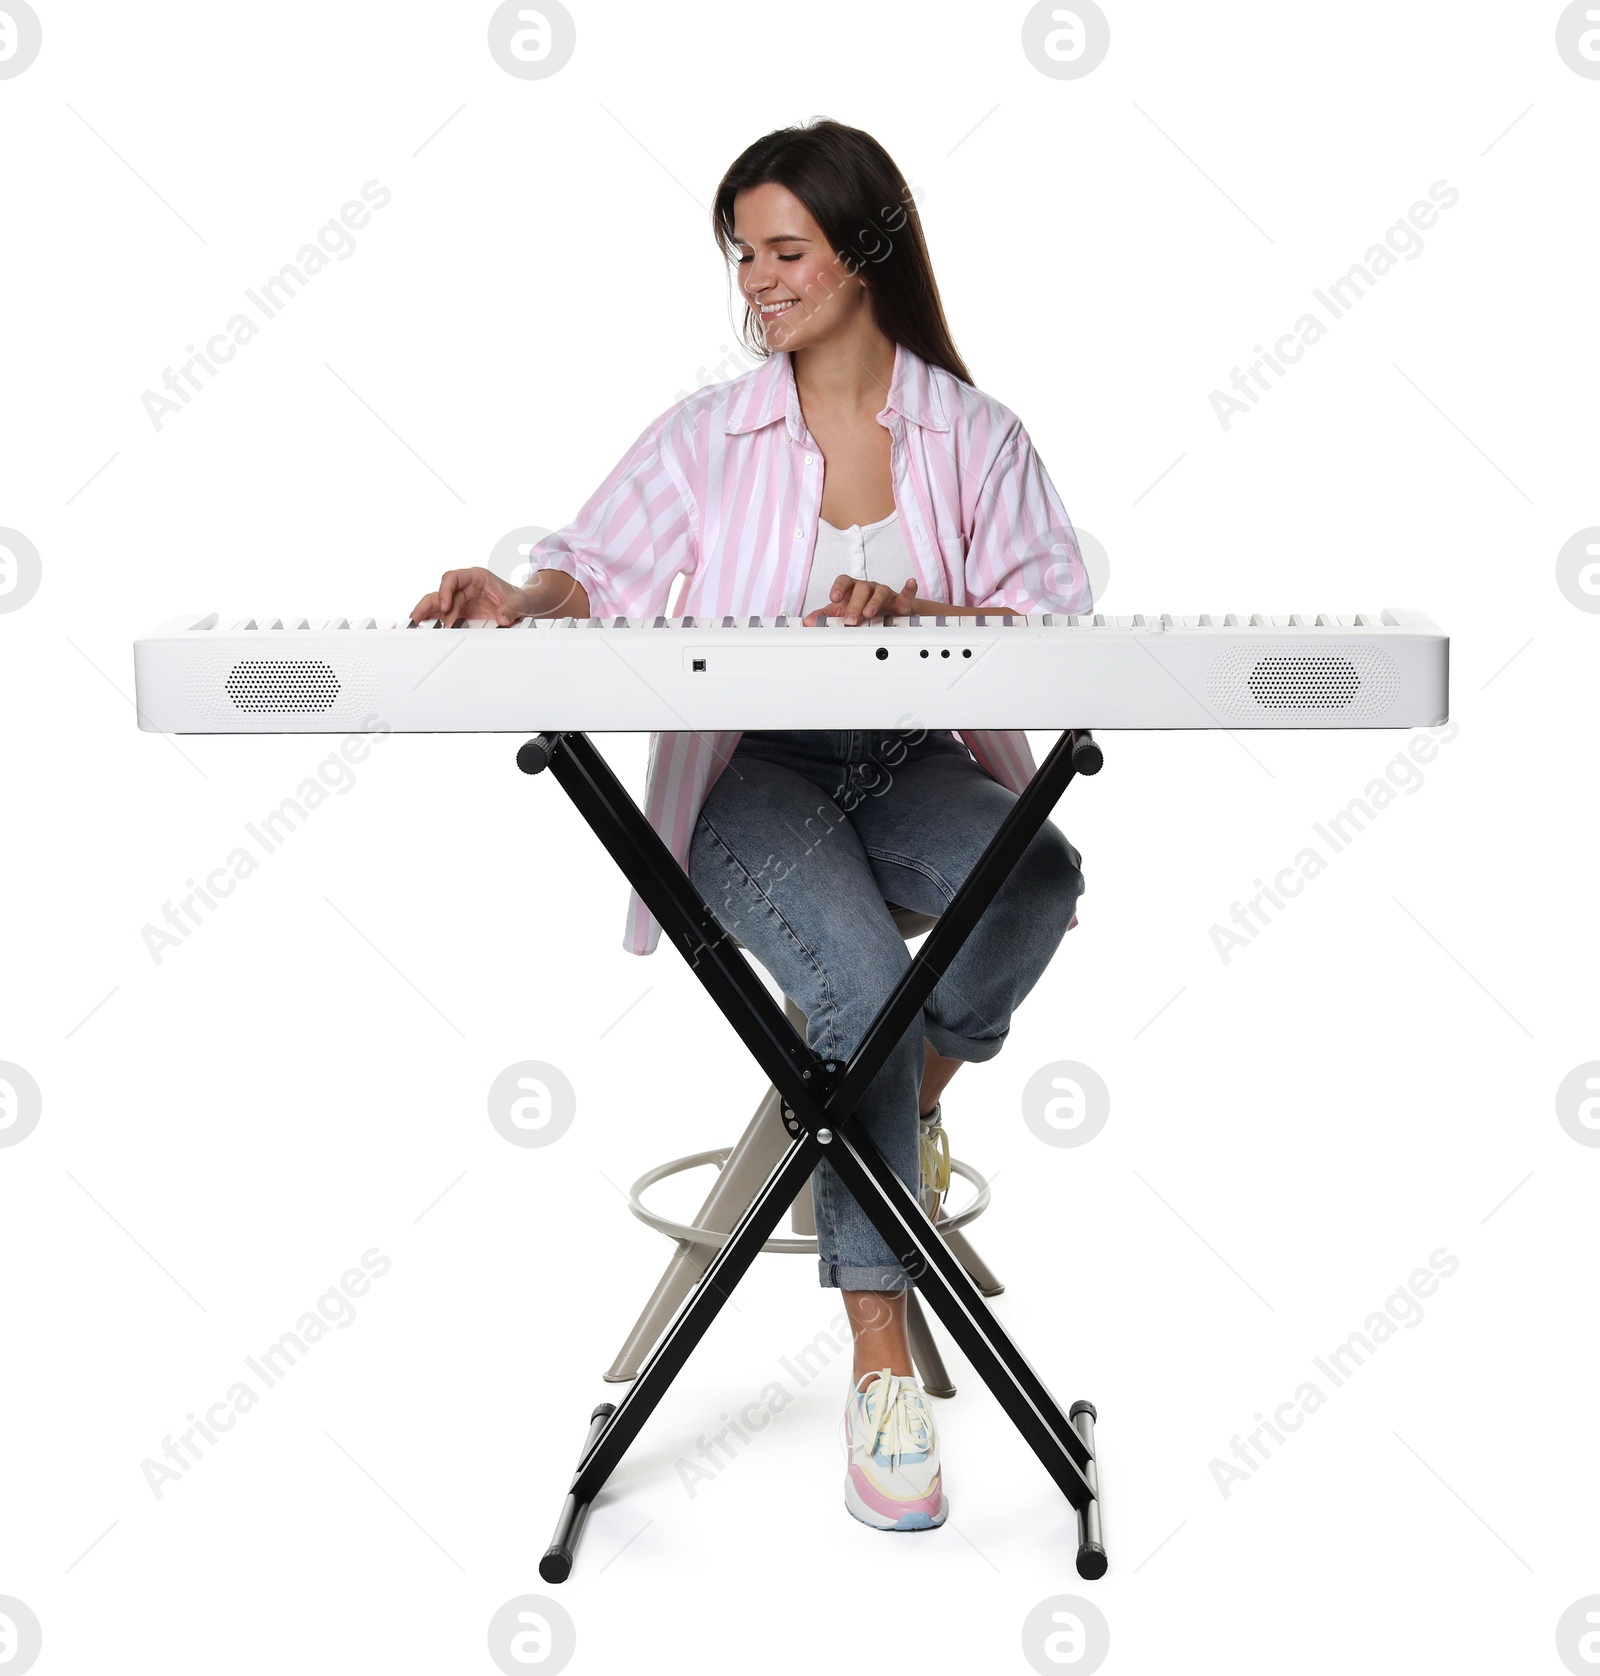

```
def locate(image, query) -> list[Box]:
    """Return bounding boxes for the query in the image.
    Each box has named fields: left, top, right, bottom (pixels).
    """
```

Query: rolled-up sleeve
left=525, top=411, right=698, bottom=619
left=965, top=423, right=1093, bottom=615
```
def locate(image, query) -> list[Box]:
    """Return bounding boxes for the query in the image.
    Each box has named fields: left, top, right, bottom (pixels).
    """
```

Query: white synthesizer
left=132, top=608, right=1449, bottom=733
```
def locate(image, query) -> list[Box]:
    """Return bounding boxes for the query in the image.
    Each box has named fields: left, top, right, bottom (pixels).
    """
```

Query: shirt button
left=805, top=453, right=815, bottom=464
left=794, top=527, right=802, bottom=538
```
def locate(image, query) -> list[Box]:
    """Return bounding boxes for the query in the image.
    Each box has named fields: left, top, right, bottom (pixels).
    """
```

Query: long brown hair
left=711, top=118, right=973, bottom=385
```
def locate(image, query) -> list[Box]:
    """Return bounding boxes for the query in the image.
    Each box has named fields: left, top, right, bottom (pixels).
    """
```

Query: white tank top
left=800, top=508, right=916, bottom=620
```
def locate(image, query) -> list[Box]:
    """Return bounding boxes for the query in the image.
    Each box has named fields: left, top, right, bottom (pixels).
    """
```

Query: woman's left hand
left=803, top=575, right=922, bottom=627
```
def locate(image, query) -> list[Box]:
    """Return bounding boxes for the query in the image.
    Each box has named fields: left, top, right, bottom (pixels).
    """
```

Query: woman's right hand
left=803, top=575, right=921, bottom=627
left=410, top=567, right=531, bottom=627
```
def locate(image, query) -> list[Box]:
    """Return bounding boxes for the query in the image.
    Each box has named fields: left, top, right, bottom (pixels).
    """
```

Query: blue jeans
left=687, top=727, right=1085, bottom=1291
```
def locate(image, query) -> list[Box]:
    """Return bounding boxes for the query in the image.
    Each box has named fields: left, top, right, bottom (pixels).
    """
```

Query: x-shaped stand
left=517, top=724, right=1107, bottom=1582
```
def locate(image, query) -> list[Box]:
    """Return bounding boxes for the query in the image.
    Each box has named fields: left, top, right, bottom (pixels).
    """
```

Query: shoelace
left=858, top=1369, right=932, bottom=1466
left=918, top=1114, right=951, bottom=1214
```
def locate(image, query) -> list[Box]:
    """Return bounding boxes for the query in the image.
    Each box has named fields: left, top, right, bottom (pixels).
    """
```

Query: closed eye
left=736, top=253, right=803, bottom=263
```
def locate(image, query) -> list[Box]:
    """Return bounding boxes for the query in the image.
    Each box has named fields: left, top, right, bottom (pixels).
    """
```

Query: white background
left=2, top=2, right=1597, bottom=1672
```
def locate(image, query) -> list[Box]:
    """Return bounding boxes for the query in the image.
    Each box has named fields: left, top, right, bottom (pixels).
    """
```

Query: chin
left=761, top=317, right=811, bottom=348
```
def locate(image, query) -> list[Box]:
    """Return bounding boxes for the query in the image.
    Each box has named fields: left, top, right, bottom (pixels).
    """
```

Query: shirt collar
left=722, top=340, right=951, bottom=440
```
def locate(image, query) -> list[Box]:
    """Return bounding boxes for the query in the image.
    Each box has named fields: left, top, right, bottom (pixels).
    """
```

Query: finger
left=866, top=582, right=903, bottom=620
left=443, top=571, right=481, bottom=627
left=842, top=581, right=875, bottom=624
left=861, top=585, right=894, bottom=619
left=409, top=593, right=439, bottom=624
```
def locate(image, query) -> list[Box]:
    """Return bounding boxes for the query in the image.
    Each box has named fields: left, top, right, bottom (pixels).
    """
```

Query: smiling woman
left=408, top=120, right=1092, bottom=1528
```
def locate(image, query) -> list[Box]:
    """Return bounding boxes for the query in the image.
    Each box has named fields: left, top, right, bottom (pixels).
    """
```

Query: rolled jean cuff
left=922, top=1019, right=1008, bottom=1064
left=818, top=1260, right=912, bottom=1292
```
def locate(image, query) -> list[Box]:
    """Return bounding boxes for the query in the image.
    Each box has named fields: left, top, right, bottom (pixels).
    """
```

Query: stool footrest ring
left=628, top=1147, right=993, bottom=1254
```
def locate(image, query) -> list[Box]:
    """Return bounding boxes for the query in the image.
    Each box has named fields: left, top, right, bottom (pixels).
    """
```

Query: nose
left=743, top=255, right=781, bottom=300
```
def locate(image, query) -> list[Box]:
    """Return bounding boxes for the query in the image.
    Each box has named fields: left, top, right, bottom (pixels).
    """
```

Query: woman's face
left=731, top=182, right=867, bottom=351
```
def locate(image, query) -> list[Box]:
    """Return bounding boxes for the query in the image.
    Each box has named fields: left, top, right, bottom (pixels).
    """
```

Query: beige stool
left=604, top=904, right=1004, bottom=1398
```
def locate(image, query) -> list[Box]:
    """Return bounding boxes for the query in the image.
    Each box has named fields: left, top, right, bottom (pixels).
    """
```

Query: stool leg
left=785, top=998, right=818, bottom=1237
left=905, top=1290, right=956, bottom=1398
left=603, top=1081, right=793, bottom=1382
left=939, top=1222, right=1005, bottom=1297
left=790, top=1175, right=818, bottom=1237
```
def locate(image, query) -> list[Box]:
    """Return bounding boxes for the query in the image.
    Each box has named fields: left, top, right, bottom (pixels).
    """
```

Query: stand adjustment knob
left=517, top=735, right=555, bottom=775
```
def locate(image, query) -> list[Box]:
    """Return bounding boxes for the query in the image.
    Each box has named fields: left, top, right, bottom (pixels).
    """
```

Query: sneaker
left=918, top=1102, right=951, bottom=1222
left=841, top=1367, right=948, bottom=1530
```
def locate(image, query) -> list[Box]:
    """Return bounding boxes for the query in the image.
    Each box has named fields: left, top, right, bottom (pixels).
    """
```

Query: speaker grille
left=1247, top=654, right=1359, bottom=708
left=1206, top=643, right=1398, bottom=721
left=183, top=651, right=381, bottom=723
left=225, top=658, right=340, bottom=712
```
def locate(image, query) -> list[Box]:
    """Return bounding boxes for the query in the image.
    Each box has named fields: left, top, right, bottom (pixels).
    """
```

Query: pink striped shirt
left=527, top=341, right=1093, bottom=956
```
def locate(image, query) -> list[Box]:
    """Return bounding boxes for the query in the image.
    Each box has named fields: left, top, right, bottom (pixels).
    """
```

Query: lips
left=759, top=299, right=798, bottom=320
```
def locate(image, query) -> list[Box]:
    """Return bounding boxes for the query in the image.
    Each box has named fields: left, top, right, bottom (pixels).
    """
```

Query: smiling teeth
left=760, top=300, right=797, bottom=315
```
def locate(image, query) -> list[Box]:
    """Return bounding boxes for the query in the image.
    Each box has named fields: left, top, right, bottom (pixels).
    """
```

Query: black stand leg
left=543, top=1403, right=614, bottom=1583
left=521, top=726, right=1108, bottom=1582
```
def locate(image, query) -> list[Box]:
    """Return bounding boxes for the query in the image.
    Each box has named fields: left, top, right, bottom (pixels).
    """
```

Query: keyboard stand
left=516, top=725, right=1108, bottom=1582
